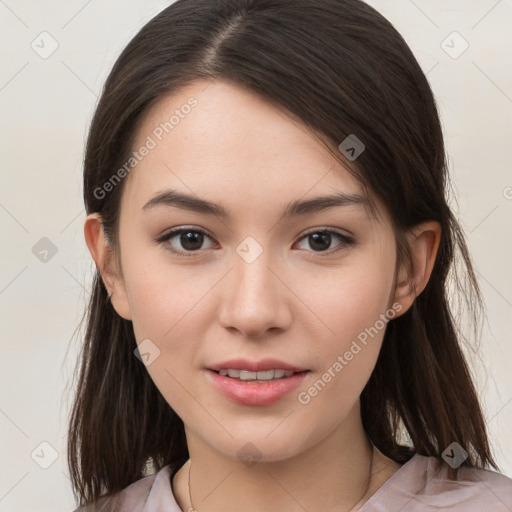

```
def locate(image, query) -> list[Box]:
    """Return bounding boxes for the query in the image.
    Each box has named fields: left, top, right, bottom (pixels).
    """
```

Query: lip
left=205, top=368, right=310, bottom=406
left=207, top=358, right=309, bottom=373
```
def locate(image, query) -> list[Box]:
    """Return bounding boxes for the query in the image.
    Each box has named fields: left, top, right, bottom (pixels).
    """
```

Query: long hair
left=67, top=0, right=498, bottom=506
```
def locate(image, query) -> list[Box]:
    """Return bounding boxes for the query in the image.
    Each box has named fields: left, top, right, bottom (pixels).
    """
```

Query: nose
left=218, top=249, right=292, bottom=339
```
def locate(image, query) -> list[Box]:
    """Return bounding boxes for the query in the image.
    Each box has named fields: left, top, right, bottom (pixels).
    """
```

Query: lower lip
left=205, top=369, right=310, bottom=406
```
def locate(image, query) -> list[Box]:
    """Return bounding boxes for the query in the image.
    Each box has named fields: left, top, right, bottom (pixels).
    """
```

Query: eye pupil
left=181, top=231, right=203, bottom=251
left=309, top=232, right=331, bottom=252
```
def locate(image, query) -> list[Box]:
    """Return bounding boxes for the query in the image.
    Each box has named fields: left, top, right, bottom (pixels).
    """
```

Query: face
left=106, top=78, right=403, bottom=462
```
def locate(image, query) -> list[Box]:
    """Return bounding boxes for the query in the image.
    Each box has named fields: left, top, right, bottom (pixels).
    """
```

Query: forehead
left=122, top=79, right=369, bottom=218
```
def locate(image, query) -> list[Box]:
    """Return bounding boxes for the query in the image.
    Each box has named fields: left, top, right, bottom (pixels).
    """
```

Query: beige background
left=0, top=0, right=511, bottom=510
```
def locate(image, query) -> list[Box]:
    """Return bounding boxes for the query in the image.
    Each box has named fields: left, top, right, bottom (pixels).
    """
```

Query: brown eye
left=156, top=227, right=354, bottom=258
left=295, top=229, right=355, bottom=254
left=157, top=228, right=215, bottom=257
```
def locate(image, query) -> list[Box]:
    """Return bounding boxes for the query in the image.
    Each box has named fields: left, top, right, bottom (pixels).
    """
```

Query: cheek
left=304, top=255, right=395, bottom=343
left=124, top=259, right=207, bottom=420
left=125, top=249, right=211, bottom=340
left=297, top=252, right=395, bottom=399
left=125, top=257, right=217, bottom=411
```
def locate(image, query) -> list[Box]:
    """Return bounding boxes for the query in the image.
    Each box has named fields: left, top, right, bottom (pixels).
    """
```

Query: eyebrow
left=142, top=189, right=365, bottom=220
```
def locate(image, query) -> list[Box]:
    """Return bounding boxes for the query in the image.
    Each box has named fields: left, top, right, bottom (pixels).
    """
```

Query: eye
left=295, top=229, right=355, bottom=254
left=155, top=227, right=355, bottom=258
left=156, top=227, right=216, bottom=257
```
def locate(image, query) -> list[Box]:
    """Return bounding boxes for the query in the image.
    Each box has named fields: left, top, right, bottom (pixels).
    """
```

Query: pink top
left=74, top=454, right=512, bottom=511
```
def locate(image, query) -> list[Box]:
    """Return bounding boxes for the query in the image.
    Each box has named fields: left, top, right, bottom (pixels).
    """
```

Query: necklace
left=187, top=443, right=375, bottom=512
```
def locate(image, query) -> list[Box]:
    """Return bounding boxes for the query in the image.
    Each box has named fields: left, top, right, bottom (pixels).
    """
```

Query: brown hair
left=67, top=0, right=498, bottom=506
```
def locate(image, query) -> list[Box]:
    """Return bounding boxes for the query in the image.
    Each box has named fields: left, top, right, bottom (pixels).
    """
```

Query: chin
left=201, top=428, right=313, bottom=465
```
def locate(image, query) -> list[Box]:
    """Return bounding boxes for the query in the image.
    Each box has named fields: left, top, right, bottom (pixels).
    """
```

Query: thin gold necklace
left=187, top=444, right=375, bottom=512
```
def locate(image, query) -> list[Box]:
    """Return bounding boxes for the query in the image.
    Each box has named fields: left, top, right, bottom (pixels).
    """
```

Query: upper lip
left=207, top=358, right=309, bottom=373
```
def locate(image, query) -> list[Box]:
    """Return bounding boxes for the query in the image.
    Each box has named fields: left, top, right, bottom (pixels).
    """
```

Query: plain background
left=0, top=0, right=511, bottom=510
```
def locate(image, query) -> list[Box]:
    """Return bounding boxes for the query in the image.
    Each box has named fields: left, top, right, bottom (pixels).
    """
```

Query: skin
left=84, top=78, right=441, bottom=512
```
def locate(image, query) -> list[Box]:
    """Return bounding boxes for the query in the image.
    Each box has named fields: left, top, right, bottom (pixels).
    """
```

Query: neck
left=172, top=403, right=396, bottom=512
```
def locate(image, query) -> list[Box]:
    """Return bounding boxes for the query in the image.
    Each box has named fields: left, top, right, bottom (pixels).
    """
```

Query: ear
left=392, top=221, right=441, bottom=316
left=83, top=213, right=132, bottom=320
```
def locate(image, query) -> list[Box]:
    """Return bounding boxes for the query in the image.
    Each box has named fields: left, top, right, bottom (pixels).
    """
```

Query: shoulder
left=71, top=466, right=171, bottom=512
left=434, top=460, right=512, bottom=509
left=364, top=454, right=512, bottom=511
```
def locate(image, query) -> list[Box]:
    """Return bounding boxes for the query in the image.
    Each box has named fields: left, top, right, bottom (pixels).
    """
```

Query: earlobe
left=83, top=213, right=133, bottom=320
left=392, top=221, right=442, bottom=315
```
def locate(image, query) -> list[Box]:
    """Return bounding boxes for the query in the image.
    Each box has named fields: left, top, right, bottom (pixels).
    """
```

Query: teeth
left=218, top=369, right=296, bottom=380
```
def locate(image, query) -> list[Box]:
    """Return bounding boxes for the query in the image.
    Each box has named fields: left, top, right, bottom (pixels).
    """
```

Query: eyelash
left=155, top=226, right=355, bottom=258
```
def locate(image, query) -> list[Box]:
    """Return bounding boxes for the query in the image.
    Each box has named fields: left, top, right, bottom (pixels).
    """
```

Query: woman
left=68, top=0, right=512, bottom=510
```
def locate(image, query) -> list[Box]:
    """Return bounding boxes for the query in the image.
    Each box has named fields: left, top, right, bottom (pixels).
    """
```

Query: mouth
left=205, top=368, right=311, bottom=406
left=209, top=368, right=309, bottom=382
